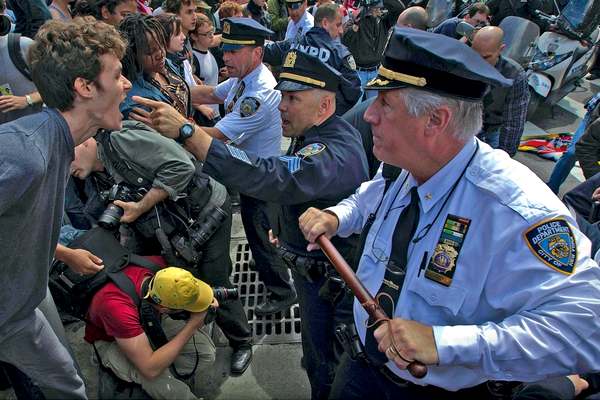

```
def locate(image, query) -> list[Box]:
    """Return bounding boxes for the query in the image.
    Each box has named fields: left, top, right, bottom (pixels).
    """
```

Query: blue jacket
left=264, top=27, right=361, bottom=115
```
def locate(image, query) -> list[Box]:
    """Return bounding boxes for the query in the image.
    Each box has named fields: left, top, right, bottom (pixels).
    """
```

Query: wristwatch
left=177, top=122, right=195, bottom=144
left=25, top=95, right=34, bottom=107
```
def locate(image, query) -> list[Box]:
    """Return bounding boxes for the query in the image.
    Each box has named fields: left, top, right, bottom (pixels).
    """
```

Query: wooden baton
left=316, top=235, right=427, bottom=379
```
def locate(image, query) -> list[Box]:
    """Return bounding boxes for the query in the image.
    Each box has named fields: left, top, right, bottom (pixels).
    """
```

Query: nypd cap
left=366, top=27, right=513, bottom=100
left=221, top=17, right=273, bottom=51
left=285, top=0, right=305, bottom=10
left=275, top=50, right=341, bottom=92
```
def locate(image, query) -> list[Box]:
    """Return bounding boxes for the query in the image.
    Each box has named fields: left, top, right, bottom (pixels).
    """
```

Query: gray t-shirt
left=0, top=108, right=74, bottom=334
left=0, top=34, right=42, bottom=124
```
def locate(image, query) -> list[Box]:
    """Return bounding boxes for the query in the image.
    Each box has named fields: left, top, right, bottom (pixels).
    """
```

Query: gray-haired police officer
left=131, top=50, right=369, bottom=399
left=300, top=28, right=600, bottom=398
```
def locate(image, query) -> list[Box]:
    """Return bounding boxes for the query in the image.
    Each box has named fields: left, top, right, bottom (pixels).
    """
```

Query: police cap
left=366, top=27, right=513, bottom=100
left=285, top=0, right=305, bottom=10
left=275, top=50, right=341, bottom=92
left=221, top=17, right=273, bottom=51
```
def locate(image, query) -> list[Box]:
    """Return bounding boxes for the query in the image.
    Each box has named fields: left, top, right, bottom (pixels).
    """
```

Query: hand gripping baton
left=316, top=235, right=427, bottom=379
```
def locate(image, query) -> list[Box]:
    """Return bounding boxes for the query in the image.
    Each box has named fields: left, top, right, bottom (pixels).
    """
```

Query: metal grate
left=229, top=240, right=302, bottom=345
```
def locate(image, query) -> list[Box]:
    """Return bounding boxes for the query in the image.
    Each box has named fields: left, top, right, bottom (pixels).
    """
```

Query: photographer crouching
left=86, top=263, right=219, bottom=399
left=66, top=120, right=253, bottom=375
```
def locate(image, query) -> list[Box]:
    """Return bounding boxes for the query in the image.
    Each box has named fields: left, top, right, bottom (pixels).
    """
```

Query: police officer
left=341, top=0, right=404, bottom=97
left=264, top=3, right=361, bottom=115
left=284, top=0, right=314, bottom=40
left=175, top=18, right=299, bottom=320
left=131, top=50, right=369, bottom=400
left=300, top=28, right=600, bottom=398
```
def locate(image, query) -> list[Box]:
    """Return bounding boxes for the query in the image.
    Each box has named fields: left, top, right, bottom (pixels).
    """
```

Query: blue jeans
left=357, top=69, right=378, bottom=101
left=478, top=129, right=501, bottom=149
left=547, top=113, right=591, bottom=193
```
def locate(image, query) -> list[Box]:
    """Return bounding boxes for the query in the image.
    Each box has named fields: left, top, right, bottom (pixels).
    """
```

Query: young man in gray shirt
left=0, top=18, right=131, bottom=398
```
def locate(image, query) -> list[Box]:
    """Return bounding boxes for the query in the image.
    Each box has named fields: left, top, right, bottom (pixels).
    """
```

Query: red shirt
left=84, top=256, right=166, bottom=343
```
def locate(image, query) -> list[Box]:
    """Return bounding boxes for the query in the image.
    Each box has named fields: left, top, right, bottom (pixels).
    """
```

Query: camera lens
left=212, top=287, right=239, bottom=302
left=98, top=203, right=124, bottom=230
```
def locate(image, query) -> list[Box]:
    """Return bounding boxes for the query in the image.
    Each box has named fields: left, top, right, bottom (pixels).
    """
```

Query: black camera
left=98, top=184, right=145, bottom=229
left=168, top=286, right=239, bottom=320
left=170, top=204, right=228, bottom=264
left=213, top=287, right=238, bottom=302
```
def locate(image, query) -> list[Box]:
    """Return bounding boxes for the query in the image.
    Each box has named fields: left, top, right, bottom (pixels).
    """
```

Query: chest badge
left=424, top=214, right=471, bottom=287
left=524, top=218, right=576, bottom=275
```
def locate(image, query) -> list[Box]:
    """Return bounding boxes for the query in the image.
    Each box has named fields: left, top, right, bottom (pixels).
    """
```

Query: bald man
left=395, top=6, right=427, bottom=30
left=472, top=26, right=529, bottom=157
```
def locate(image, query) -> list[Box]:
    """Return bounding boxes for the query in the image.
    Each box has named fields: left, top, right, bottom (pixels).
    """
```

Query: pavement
left=1, top=76, right=598, bottom=400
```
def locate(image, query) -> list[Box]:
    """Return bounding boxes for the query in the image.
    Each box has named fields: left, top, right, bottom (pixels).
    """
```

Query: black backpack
left=49, top=227, right=162, bottom=321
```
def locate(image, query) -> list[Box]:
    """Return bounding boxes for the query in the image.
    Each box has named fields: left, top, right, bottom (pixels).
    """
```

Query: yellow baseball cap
left=144, top=267, right=214, bottom=312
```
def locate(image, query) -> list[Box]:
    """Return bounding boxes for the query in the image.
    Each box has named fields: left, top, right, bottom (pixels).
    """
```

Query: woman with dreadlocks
left=119, top=13, right=193, bottom=119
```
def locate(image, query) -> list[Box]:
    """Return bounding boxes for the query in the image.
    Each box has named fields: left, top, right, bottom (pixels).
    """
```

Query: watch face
left=181, top=123, right=194, bottom=137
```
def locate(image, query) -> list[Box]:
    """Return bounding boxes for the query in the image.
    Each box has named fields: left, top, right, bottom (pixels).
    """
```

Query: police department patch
left=240, top=97, right=260, bottom=117
left=524, top=218, right=576, bottom=275
left=296, top=143, right=326, bottom=158
left=279, top=155, right=301, bottom=174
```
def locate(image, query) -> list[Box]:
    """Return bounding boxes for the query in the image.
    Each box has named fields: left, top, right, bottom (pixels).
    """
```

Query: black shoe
left=230, top=346, right=253, bottom=376
left=255, top=293, right=298, bottom=316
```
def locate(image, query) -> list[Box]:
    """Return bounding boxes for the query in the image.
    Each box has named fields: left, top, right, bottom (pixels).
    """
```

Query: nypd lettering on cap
left=524, top=218, right=576, bottom=275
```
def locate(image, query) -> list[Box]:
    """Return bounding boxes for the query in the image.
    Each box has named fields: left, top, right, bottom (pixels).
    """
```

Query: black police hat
left=275, top=50, right=341, bottom=92
left=221, top=17, right=274, bottom=51
left=366, top=27, right=513, bottom=100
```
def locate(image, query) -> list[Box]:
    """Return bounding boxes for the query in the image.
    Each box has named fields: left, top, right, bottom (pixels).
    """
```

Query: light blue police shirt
left=328, top=138, right=600, bottom=391
left=214, top=63, right=282, bottom=158
left=285, top=10, right=315, bottom=41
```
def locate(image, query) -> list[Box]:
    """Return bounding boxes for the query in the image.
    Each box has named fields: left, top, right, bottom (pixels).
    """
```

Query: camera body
left=97, top=184, right=145, bottom=229
left=168, top=287, right=239, bottom=320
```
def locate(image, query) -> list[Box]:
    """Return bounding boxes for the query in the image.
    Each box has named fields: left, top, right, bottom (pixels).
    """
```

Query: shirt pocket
left=406, top=278, right=467, bottom=317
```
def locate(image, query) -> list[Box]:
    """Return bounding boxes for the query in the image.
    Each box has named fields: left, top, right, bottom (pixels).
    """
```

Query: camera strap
left=139, top=280, right=200, bottom=381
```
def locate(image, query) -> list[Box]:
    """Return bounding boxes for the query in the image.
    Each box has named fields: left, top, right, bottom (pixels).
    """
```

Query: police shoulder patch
left=524, top=218, right=577, bottom=275
left=279, top=155, right=301, bottom=174
left=226, top=144, right=252, bottom=165
left=296, top=142, right=326, bottom=158
left=240, top=97, right=261, bottom=117
left=344, top=55, right=357, bottom=71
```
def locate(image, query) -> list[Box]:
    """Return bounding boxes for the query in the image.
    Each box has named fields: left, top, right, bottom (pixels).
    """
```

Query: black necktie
left=225, top=81, right=245, bottom=114
left=364, top=186, right=420, bottom=366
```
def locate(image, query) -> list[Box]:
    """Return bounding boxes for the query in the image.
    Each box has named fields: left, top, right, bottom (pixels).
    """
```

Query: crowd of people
left=2, top=0, right=600, bottom=399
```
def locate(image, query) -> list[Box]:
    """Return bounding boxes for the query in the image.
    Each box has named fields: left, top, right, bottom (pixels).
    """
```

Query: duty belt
left=277, top=246, right=330, bottom=283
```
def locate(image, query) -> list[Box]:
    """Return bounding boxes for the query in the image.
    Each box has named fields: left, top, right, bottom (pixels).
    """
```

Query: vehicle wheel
left=526, top=89, right=543, bottom=121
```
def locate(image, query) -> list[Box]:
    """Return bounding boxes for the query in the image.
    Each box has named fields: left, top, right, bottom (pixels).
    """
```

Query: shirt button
left=429, top=294, right=438, bottom=302
left=425, top=193, right=432, bottom=200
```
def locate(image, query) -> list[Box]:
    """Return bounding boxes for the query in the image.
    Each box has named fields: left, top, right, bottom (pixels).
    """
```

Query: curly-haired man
left=0, top=17, right=131, bottom=399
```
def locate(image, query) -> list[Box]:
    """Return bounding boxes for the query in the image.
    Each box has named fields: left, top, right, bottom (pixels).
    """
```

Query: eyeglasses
left=196, top=30, right=215, bottom=37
